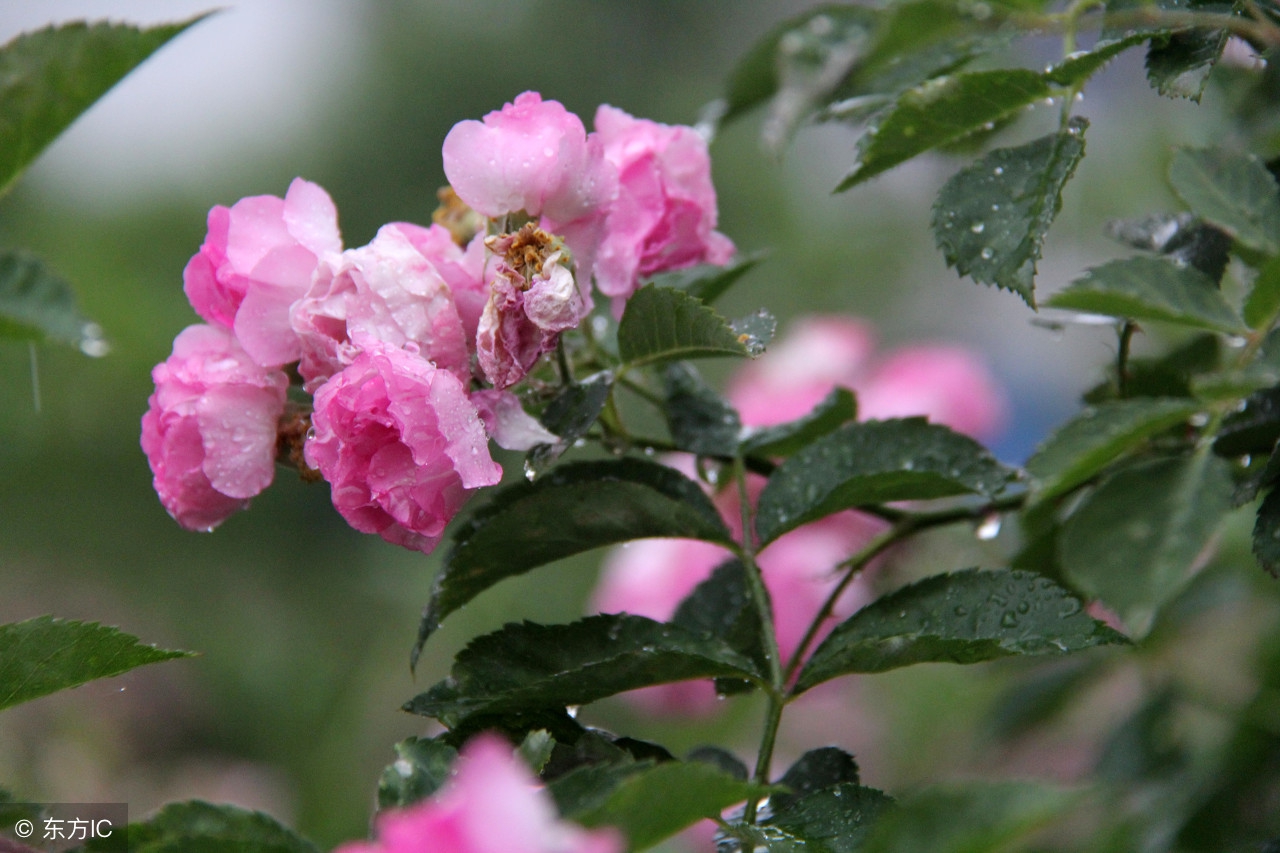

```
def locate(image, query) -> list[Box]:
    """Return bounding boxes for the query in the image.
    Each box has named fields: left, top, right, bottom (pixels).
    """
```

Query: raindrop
left=1043, top=97, right=1056, bottom=107
left=306, top=426, right=317, bottom=441
left=980, top=248, right=994, bottom=260
left=566, top=705, right=580, bottom=718
left=897, top=610, right=907, bottom=619
left=79, top=323, right=110, bottom=357
left=543, top=147, right=555, bottom=157
left=808, top=14, right=834, bottom=35
left=643, top=446, right=656, bottom=457
left=1017, top=600, right=1031, bottom=614
left=993, top=166, right=1005, bottom=176
left=1000, top=611, right=1019, bottom=628
left=982, top=121, right=995, bottom=131
left=990, top=203, right=1000, bottom=212
left=975, top=514, right=1002, bottom=540
left=523, top=460, right=538, bottom=481
left=1227, top=336, right=1248, bottom=348
left=970, top=222, right=985, bottom=234
left=1189, top=412, right=1209, bottom=427
left=573, top=437, right=587, bottom=448
left=1074, top=92, right=1084, bottom=102
left=393, top=759, right=414, bottom=777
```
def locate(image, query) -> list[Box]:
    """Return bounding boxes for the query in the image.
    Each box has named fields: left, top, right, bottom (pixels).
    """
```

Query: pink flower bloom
left=477, top=226, right=589, bottom=389
left=334, top=735, right=622, bottom=853
left=183, top=178, right=341, bottom=368
left=292, top=223, right=475, bottom=392
left=305, top=339, right=502, bottom=554
left=593, top=105, right=734, bottom=304
left=442, top=92, right=616, bottom=225
left=140, top=324, right=287, bottom=532
left=856, top=345, right=1008, bottom=440
left=470, top=389, right=559, bottom=451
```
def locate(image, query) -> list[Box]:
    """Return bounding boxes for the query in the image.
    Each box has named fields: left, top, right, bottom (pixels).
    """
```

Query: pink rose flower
left=335, top=734, right=621, bottom=853
left=292, top=223, right=475, bottom=392
left=305, top=339, right=502, bottom=555
left=442, top=92, right=616, bottom=225
left=470, top=389, right=559, bottom=451
left=477, top=226, right=588, bottom=389
left=141, top=324, right=288, bottom=532
left=593, top=105, right=735, bottom=304
left=856, top=345, right=1007, bottom=440
left=394, top=222, right=490, bottom=343
left=183, top=178, right=341, bottom=368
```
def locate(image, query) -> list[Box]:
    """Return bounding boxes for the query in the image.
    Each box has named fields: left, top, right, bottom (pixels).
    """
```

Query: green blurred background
left=3, top=2, right=1275, bottom=850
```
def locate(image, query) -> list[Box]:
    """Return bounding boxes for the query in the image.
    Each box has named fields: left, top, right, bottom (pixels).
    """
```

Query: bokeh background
left=1, top=1, right=1271, bottom=850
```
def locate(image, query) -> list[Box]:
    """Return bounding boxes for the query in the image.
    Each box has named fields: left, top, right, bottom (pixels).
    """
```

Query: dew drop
left=523, top=460, right=538, bottom=481
left=572, top=437, right=587, bottom=448
left=980, top=247, right=994, bottom=260
left=970, top=222, right=985, bottom=234
left=975, top=514, right=1002, bottom=540
left=643, top=446, right=656, bottom=457
left=393, top=759, right=414, bottom=777
left=993, top=166, right=1004, bottom=176
left=1000, top=611, right=1019, bottom=628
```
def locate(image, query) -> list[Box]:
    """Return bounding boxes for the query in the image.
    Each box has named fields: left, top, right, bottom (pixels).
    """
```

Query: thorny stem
left=734, top=454, right=786, bottom=825
left=782, top=490, right=1029, bottom=688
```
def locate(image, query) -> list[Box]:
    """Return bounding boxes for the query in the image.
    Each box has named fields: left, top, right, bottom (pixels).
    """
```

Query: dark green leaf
left=1044, top=32, right=1153, bottom=85
left=651, top=251, right=768, bottom=305
left=415, top=458, right=732, bottom=655
left=83, top=801, right=317, bottom=853
left=617, top=285, right=758, bottom=368
left=662, top=363, right=742, bottom=457
left=1083, top=333, right=1221, bottom=403
left=1046, top=256, right=1245, bottom=333
left=1169, top=146, right=1280, bottom=255
left=376, top=736, right=457, bottom=810
left=839, top=70, right=1050, bottom=190
left=772, top=747, right=861, bottom=813
left=1245, top=255, right=1280, bottom=329
left=1105, top=212, right=1232, bottom=284
left=1214, top=386, right=1280, bottom=457
left=548, top=758, right=653, bottom=819
left=672, top=559, right=770, bottom=687
left=741, top=387, right=858, bottom=459
left=526, top=372, right=614, bottom=475
left=858, top=782, right=1073, bottom=853
left=405, top=615, right=764, bottom=727
left=0, top=616, right=192, bottom=712
left=0, top=251, right=102, bottom=350
left=796, top=569, right=1125, bottom=692
left=1025, top=397, right=1200, bottom=503
left=768, top=784, right=896, bottom=853
left=1253, top=488, right=1280, bottom=577
left=933, top=119, right=1088, bottom=305
left=0, top=16, right=208, bottom=196
left=686, top=746, right=749, bottom=781
left=1059, top=452, right=1235, bottom=632
left=571, top=761, right=776, bottom=851
left=756, top=418, right=1014, bottom=545
left=1147, top=25, right=1229, bottom=101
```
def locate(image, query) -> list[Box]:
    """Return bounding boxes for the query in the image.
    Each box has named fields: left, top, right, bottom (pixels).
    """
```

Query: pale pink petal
left=471, top=389, right=559, bottom=451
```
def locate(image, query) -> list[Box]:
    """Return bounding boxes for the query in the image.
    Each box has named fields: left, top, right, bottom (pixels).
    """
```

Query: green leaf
left=795, top=569, right=1126, bottom=692
left=838, top=70, right=1050, bottom=190
left=741, top=387, right=858, bottom=459
left=414, top=457, right=732, bottom=656
left=662, top=363, right=743, bottom=457
left=651, top=250, right=768, bottom=305
left=1046, top=256, right=1245, bottom=333
left=1105, top=212, right=1232, bottom=284
left=772, top=747, right=861, bottom=813
left=1044, top=32, right=1154, bottom=85
left=376, top=736, right=458, bottom=810
left=0, top=16, right=209, bottom=197
left=1025, top=398, right=1201, bottom=504
left=571, top=761, right=776, bottom=851
left=617, top=285, right=759, bottom=368
left=0, top=616, right=192, bottom=712
left=858, top=782, right=1073, bottom=853
left=519, top=729, right=557, bottom=775
left=767, top=783, right=896, bottom=853
left=933, top=119, right=1088, bottom=305
left=0, top=251, right=103, bottom=351
left=1244, top=255, right=1280, bottom=329
left=1213, top=386, right=1280, bottom=457
left=83, top=801, right=317, bottom=853
left=404, top=615, right=764, bottom=727
left=548, top=758, right=654, bottom=819
left=756, top=418, right=1014, bottom=545
left=526, top=371, right=614, bottom=474
left=1168, top=146, right=1280, bottom=255
left=1059, top=451, right=1235, bottom=632
left=672, top=559, right=769, bottom=690
left=1147, top=24, right=1229, bottom=101
left=1254, top=488, right=1280, bottom=577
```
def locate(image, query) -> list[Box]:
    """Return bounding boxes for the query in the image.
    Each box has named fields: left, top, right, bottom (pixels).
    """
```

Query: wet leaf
left=1046, top=256, right=1245, bottom=333
left=0, top=616, right=192, bottom=711
left=730, top=309, right=777, bottom=358
left=838, top=70, right=1050, bottom=190
left=0, top=15, right=209, bottom=196
left=1043, top=32, right=1154, bottom=85
left=1147, top=23, right=1230, bottom=101
left=933, top=119, right=1087, bottom=305
left=1025, top=398, right=1201, bottom=504
left=767, top=783, right=896, bottom=853
left=414, top=458, right=732, bottom=657
left=1169, top=146, right=1280, bottom=255
left=772, top=747, right=861, bottom=813
left=756, top=418, right=1014, bottom=545
left=1245, top=255, right=1280, bottom=329
left=662, top=363, right=743, bottom=457
left=404, top=615, right=764, bottom=728
left=673, top=559, right=769, bottom=690
left=376, top=736, right=458, bottom=810
left=1060, top=451, right=1235, bottom=633
left=526, top=372, right=614, bottom=474
left=81, top=800, right=317, bottom=853
left=741, top=387, right=858, bottom=459
left=1214, top=386, right=1280, bottom=457
left=617, top=285, right=758, bottom=368
left=0, top=251, right=102, bottom=352
left=795, top=569, right=1125, bottom=693
left=1254, top=488, right=1280, bottom=577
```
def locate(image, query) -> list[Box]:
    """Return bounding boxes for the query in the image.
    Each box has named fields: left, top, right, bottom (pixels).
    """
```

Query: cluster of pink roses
left=141, top=93, right=733, bottom=551
left=591, top=316, right=1007, bottom=712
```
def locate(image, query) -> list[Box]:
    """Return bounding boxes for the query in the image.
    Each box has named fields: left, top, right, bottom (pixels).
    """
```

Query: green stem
left=1117, top=321, right=1136, bottom=398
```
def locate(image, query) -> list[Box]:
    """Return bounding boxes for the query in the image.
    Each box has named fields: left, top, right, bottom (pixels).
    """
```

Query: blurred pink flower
left=292, top=223, right=475, bottom=392
left=305, top=339, right=502, bottom=555
left=443, top=92, right=616, bottom=226
left=141, top=324, right=287, bottom=532
left=593, top=105, right=734, bottom=305
left=335, top=735, right=621, bottom=853
left=183, top=177, right=341, bottom=368
left=477, top=226, right=589, bottom=389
